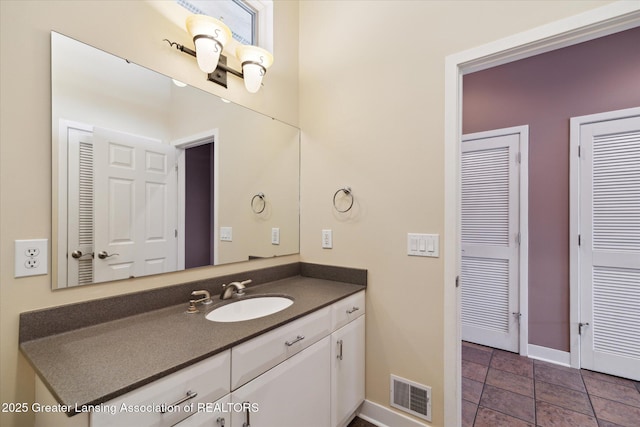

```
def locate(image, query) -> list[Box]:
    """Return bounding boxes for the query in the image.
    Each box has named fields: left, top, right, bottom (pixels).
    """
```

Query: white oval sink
left=205, top=297, right=293, bottom=322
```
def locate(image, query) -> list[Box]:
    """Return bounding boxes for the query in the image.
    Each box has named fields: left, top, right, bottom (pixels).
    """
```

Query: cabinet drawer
left=231, top=306, right=331, bottom=390
left=91, top=350, right=230, bottom=427
left=332, top=291, right=365, bottom=331
left=173, top=394, right=231, bottom=427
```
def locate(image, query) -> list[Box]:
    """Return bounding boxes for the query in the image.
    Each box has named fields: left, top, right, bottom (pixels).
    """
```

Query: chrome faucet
left=187, top=290, right=213, bottom=313
left=220, top=280, right=252, bottom=300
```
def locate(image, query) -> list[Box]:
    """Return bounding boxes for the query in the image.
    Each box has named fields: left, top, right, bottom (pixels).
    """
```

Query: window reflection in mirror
left=51, top=32, right=299, bottom=289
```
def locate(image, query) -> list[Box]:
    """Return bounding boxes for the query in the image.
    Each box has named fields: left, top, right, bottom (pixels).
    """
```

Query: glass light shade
left=186, top=15, right=232, bottom=73
left=193, top=37, right=221, bottom=73
left=236, top=45, right=274, bottom=93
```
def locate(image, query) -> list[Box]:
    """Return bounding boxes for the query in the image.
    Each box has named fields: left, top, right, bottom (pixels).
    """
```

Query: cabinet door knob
left=347, top=306, right=360, bottom=314
left=337, top=339, right=343, bottom=360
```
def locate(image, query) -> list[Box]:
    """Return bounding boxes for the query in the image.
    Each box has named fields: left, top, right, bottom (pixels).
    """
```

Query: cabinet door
left=231, top=336, right=331, bottom=427
left=331, top=315, right=365, bottom=427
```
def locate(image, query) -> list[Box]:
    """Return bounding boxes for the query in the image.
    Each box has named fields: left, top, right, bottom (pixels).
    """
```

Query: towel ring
left=333, top=187, right=354, bottom=213
left=251, top=193, right=266, bottom=214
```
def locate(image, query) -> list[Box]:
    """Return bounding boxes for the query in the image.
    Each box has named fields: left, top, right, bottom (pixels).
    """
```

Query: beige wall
left=298, top=1, right=612, bottom=425
left=1, top=0, right=616, bottom=426
left=0, top=1, right=298, bottom=426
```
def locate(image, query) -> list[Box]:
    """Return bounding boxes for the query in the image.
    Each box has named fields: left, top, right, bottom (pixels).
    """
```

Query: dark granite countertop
left=20, top=276, right=364, bottom=413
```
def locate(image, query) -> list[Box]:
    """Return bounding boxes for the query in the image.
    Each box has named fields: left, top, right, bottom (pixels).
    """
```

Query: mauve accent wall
left=185, top=143, right=215, bottom=269
left=463, top=27, right=640, bottom=352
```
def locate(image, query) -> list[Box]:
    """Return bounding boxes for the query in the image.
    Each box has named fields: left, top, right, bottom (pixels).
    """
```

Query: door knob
left=97, top=251, right=119, bottom=259
left=71, top=250, right=93, bottom=260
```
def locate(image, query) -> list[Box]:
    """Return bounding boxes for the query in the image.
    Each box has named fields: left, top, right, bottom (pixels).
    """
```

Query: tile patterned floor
left=348, top=416, right=377, bottom=427
left=462, top=341, right=640, bottom=427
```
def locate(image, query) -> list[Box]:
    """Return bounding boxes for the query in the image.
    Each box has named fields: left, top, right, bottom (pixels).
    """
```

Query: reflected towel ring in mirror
left=333, top=187, right=354, bottom=213
left=251, top=193, right=266, bottom=214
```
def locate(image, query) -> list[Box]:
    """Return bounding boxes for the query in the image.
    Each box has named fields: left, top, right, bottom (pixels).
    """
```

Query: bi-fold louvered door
left=577, top=111, right=640, bottom=380
left=461, top=129, right=521, bottom=353
left=67, top=127, right=95, bottom=286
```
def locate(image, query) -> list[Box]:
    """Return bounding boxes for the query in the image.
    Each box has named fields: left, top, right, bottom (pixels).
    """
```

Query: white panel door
left=461, top=129, right=521, bottom=352
left=93, top=127, right=178, bottom=283
left=578, top=111, right=640, bottom=380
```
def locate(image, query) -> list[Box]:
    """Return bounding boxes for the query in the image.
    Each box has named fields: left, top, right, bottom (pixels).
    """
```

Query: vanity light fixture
left=165, top=14, right=274, bottom=93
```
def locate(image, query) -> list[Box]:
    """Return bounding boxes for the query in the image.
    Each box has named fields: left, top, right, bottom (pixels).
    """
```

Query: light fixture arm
left=164, top=39, right=197, bottom=58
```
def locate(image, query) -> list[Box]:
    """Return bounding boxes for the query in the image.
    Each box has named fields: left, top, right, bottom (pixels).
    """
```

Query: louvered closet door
left=67, top=127, right=95, bottom=287
left=579, top=113, right=640, bottom=380
left=461, top=131, right=520, bottom=352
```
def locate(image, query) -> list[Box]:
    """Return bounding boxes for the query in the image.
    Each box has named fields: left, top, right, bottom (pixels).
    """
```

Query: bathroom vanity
left=20, top=263, right=366, bottom=427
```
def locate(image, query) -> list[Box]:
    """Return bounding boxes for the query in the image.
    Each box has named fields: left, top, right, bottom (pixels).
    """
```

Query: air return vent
left=390, top=374, right=432, bottom=422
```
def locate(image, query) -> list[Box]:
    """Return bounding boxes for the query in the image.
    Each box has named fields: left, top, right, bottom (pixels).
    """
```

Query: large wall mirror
left=51, top=32, right=300, bottom=289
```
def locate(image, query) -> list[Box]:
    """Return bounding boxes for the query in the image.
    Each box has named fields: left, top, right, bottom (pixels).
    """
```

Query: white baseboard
left=527, top=344, right=571, bottom=367
left=358, top=400, right=428, bottom=427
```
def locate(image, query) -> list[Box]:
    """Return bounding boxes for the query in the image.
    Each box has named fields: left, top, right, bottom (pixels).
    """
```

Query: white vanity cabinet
left=231, top=337, right=332, bottom=427
left=34, top=290, right=365, bottom=427
left=229, top=290, right=365, bottom=427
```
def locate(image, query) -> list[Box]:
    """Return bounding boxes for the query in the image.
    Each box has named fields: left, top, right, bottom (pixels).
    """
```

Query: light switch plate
left=220, top=227, right=233, bottom=242
left=271, top=227, right=280, bottom=245
left=407, top=233, right=439, bottom=257
left=15, top=239, right=48, bottom=277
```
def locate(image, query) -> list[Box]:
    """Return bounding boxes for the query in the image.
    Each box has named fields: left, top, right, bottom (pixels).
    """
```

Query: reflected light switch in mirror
left=220, top=227, right=233, bottom=242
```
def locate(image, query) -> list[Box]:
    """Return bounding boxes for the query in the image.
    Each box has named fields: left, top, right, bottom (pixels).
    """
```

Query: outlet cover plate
left=15, top=239, right=48, bottom=277
left=220, top=227, right=233, bottom=242
left=322, top=229, right=333, bottom=249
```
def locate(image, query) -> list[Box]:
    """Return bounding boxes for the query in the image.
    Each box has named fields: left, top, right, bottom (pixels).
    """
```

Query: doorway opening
left=185, top=142, right=216, bottom=268
left=444, top=5, right=640, bottom=425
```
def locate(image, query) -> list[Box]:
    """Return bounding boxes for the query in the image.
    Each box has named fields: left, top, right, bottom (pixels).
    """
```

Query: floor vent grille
left=390, top=374, right=432, bottom=422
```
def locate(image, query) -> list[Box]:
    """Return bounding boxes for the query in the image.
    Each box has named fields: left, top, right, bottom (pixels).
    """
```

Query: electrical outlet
left=271, top=228, right=280, bottom=245
left=15, top=239, right=48, bottom=277
left=322, top=229, right=333, bottom=249
left=25, top=259, right=40, bottom=269
left=25, top=247, right=40, bottom=257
